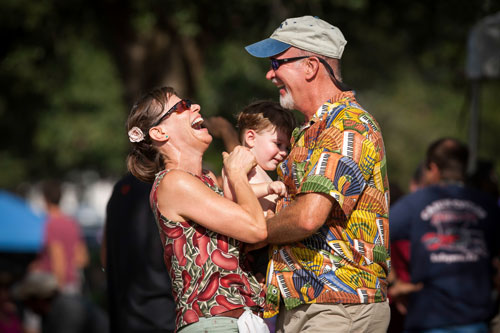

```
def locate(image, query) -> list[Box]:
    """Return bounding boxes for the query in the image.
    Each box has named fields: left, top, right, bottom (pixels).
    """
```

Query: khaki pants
left=178, top=316, right=239, bottom=333
left=276, top=301, right=390, bottom=333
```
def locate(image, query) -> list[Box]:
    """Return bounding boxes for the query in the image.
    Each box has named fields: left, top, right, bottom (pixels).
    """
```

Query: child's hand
left=267, top=181, right=287, bottom=197
left=265, top=209, right=275, bottom=220
left=255, top=272, right=266, bottom=290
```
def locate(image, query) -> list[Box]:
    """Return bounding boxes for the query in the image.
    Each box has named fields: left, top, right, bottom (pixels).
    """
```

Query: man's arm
left=266, top=192, right=335, bottom=244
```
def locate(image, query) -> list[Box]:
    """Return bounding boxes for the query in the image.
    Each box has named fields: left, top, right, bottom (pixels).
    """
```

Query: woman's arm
left=221, top=168, right=235, bottom=201
left=157, top=148, right=267, bottom=243
left=222, top=170, right=271, bottom=200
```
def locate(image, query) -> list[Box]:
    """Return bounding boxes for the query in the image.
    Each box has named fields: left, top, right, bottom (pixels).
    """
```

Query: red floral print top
left=150, top=169, right=264, bottom=331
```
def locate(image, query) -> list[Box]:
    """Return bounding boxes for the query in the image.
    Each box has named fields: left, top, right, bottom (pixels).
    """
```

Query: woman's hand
left=222, top=146, right=257, bottom=178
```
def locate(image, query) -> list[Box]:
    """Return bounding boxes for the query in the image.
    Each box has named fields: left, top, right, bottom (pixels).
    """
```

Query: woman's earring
left=165, top=135, right=169, bottom=139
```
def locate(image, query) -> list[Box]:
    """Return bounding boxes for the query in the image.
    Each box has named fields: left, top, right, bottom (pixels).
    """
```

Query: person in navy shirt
left=389, top=138, right=500, bottom=332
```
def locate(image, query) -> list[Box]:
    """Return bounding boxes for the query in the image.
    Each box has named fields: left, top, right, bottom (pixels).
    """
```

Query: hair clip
left=128, top=127, right=145, bottom=142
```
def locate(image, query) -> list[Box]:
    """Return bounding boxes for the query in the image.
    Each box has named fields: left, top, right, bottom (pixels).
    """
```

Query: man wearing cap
left=245, top=16, right=391, bottom=332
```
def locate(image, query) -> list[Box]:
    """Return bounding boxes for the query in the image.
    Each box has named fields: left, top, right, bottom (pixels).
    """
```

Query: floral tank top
left=150, top=169, right=265, bottom=331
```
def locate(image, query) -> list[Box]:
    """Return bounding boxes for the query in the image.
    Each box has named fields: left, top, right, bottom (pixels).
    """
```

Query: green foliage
left=0, top=153, right=28, bottom=188
left=0, top=0, right=499, bottom=193
left=34, top=39, right=127, bottom=175
left=359, top=63, right=468, bottom=188
left=0, top=0, right=127, bottom=188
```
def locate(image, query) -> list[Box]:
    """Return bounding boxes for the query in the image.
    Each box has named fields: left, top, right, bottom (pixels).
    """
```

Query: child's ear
left=243, top=129, right=257, bottom=148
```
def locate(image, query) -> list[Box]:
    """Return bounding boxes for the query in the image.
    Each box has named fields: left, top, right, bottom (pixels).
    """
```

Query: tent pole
left=467, top=79, right=481, bottom=175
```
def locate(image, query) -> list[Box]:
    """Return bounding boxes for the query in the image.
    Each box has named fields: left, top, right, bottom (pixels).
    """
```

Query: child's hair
left=236, top=100, right=296, bottom=143
left=126, top=86, right=177, bottom=183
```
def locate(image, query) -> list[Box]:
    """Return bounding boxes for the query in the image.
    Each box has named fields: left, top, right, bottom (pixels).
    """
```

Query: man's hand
left=388, top=279, right=423, bottom=315
left=204, top=116, right=239, bottom=152
left=244, top=240, right=268, bottom=253
left=492, top=257, right=500, bottom=292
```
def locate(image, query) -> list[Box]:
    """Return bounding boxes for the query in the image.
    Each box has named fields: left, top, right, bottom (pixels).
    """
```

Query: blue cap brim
left=245, top=38, right=291, bottom=58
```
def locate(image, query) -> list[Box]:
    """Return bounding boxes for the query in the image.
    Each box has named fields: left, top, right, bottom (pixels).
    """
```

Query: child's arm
left=251, top=181, right=287, bottom=199
left=223, top=168, right=287, bottom=200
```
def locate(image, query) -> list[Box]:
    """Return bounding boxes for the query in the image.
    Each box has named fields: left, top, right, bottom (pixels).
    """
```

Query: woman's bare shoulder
left=157, top=169, right=199, bottom=193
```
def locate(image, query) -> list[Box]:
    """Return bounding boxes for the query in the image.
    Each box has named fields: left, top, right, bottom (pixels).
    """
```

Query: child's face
left=251, top=127, right=290, bottom=171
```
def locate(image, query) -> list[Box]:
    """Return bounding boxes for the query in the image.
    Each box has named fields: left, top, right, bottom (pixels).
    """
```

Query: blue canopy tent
left=0, top=190, right=46, bottom=252
left=0, top=190, right=46, bottom=279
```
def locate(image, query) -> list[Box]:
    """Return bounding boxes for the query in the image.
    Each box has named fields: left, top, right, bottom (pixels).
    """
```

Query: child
left=222, top=100, right=297, bottom=214
left=222, top=101, right=296, bottom=332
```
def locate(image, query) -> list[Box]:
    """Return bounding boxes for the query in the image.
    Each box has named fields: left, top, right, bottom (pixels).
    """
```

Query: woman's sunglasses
left=152, top=99, right=193, bottom=126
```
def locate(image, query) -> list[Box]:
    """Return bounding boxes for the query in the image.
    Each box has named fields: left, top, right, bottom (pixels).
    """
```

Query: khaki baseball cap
left=245, top=16, right=347, bottom=59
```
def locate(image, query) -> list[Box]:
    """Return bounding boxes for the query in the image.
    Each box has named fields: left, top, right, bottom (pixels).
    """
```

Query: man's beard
left=279, top=88, right=295, bottom=110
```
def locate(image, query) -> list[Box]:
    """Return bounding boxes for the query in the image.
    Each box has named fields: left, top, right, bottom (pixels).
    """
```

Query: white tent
left=465, top=11, right=500, bottom=173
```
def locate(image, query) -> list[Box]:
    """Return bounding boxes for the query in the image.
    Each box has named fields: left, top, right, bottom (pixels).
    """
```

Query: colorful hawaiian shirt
left=264, top=91, right=391, bottom=318
left=151, top=170, right=265, bottom=331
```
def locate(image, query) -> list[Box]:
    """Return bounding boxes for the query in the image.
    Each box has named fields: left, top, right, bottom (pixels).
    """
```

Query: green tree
left=1, top=0, right=499, bottom=192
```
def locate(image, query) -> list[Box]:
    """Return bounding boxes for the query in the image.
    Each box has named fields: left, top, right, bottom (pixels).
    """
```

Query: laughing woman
left=125, top=87, right=269, bottom=333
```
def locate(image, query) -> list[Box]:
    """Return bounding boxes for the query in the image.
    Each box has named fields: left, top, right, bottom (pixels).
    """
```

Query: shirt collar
left=298, top=90, right=355, bottom=132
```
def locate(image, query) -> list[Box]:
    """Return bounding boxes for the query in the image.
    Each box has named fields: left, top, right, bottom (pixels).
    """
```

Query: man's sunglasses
left=270, top=56, right=309, bottom=71
left=152, top=99, right=192, bottom=126
left=270, top=56, right=350, bottom=91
